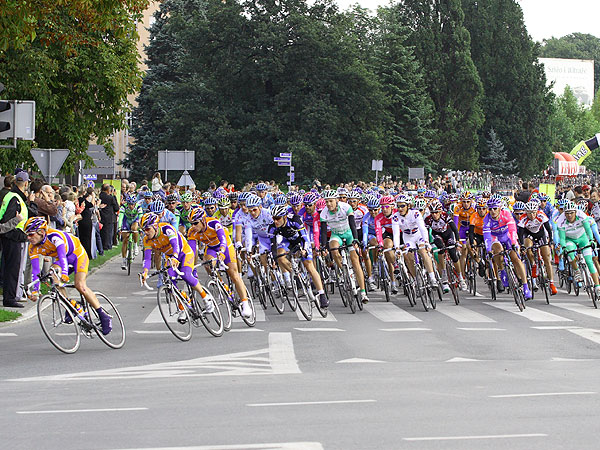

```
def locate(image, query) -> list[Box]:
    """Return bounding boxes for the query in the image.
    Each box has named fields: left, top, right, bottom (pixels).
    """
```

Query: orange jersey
left=187, top=217, right=232, bottom=248
left=454, top=204, right=475, bottom=229
left=143, top=222, right=192, bottom=257
left=469, top=211, right=486, bottom=236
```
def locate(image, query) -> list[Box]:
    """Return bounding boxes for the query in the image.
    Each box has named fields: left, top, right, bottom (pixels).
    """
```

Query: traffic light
left=0, top=100, right=13, bottom=137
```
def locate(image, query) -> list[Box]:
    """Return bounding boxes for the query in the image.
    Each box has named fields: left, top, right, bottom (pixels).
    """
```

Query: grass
left=0, top=309, right=20, bottom=322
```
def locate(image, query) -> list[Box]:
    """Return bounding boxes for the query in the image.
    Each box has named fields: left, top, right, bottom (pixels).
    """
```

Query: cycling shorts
left=280, top=239, right=312, bottom=261
left=121, top=216, right=139, bottom=231
left=403, top=232, right=426, bottom=250
left=330, top=229, right=354, bottom=247
left=205, top=243, right=237, bottom=266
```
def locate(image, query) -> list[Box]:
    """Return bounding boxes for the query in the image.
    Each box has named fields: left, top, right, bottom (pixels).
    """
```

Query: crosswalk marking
left=484, top=302, right=572, bottom=322
left=436, top=305, right=496, bottom=323
left=552, top=303, right=600, bottom=319
left=294, top=305, right=337, bottom=322
left=567, top=328, right=600, bottom=345
left=143, top=305, right=162, bottom=323
left=365, top=303, right=422, bottom=322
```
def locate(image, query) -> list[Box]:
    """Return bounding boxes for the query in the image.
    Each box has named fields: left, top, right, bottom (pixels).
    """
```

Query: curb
left=2, top=253, right=120, bottom=326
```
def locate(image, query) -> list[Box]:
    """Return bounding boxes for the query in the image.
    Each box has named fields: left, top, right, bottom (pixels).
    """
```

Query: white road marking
left=247, top=399, right=376, bottom=407
left=112, top=297, right=127, bottom=299
left=132, top=290, right=155, bottom=296
left=403, top=433, right=547, bottom=441
left=336, top=358, right=385, bottom=364
left=379, top=328, right=431, bottom=331
left=11, top=332, right=300, bottom=381
left=109, top=442, right=325, bottom=450
left=437, top=305, right=496, bottom=323
left=0, top=332, right=17, bottom=336
left=17, top=407, right=148, bottom=414
left=229, top=328, right=264, bottom=332
left=490, top=391, right=596, bottom=398
left=551, top=357, right=598, bottom=361
left=143, top=306, right=162, bottom=324
left=484, top=302, right=572, bottom=322
left=294, top=306, right=337, bottom=322
left=132, top=330, right=172, bottom=334
left=567, top=328, right=600, bottom=345
left=531, top=326, right=582, bottom=330
left=364, top=303, right=422, bottom=322
left=446, top=357, right=484, bottom=362
left=456, top=327, right=506, bottom=331
left=553, top=302, right=600, bottom=319
left=293, top=327, right=345, bottom=332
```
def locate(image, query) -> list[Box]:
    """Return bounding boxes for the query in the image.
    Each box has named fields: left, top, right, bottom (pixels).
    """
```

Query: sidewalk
left=0, top=247, right=121, bottom=326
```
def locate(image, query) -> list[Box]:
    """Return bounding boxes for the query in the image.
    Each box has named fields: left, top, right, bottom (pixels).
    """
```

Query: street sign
left=408, top=167, right=425, bottom=180
left=82, top=145, right=114, bottom=176
left=87, top=180, right=95, bottom=188
left=83, top=174, right=97, bottom=181
left=289, top=166, right=294, bottom=171
left=371, top=160, right=383, bottom=171
left=277, top=161, right=291, bottom=166
left=31, top=148, right=70, bottom=182
left=280, top=152, right=292, bottom=157
left=287, top=181, right=292, bottom=186
left=290, top=173, right=295, bottom=182
left=273, top=157, right=291, bottom=163
left=0, top=100, right=35, bottom=141
left=158, top=150, right=195, bottom=171
left=177, top=170, right=195, bottom=188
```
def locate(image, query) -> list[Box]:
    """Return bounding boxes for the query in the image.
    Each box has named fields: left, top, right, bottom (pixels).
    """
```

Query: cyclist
left=256, top=183, right=274, bottom=210
left=215, top=196, right=234, bottom=235
left=300, top=192, right=321, bottom=248
left=187, top=207, right=252, bottom=318
left=118, top=194, right=143, bottom=270
left=517, top=201, right=557, bottom=295
left=425, top=199, right=466, bottom=292
left=177, top=191, right=197, bottom=234
left=393, top=194, right=438, bottom=287
left=203, top=197, right=218, bottom=218
left=139, top=212, right=216, bottom=314
left=347, top=190, right=372, bottom=289
left=269, top=204, right=328, bottom=308
left=288, top=193, right=303, bottom=215
left=233, top=192, right=252, bottom=275
left=137, top=190, right=153, bottom=214
left=244, top=195, right=278, bottom=282
left=361, top=195, right=380, bottom=290
left=469, top=198, right=488, bottom=278
left=319, top=190, right=369, bottom=303
left=25, top=217, right=112, bottom=335
left=483, top=197, right=532, bottom=299
left=375, top=195, right=399, bottom=294
left=453, top=191, right=475, bottom=283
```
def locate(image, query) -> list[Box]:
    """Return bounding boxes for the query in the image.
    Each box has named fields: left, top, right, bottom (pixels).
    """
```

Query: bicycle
left=394, top=250, right=417, bottom=307
left=276, top=249, right=313, bottom=320
left=495, top=245, right=526, bottom=312
left=433, top=245, right=460, bottom=305
left=119, top=229, right=140, bottom=276
left=266, top=251, right=293, bottom=313
left=23, top=269, right=125, bottom=354
left=523, top=243, right=550, bottom=304
left=565, top=245, right=598, bottom=309
left=200, top=260, right=256, bottom=330
left=330, top=244, right=362, bottom=313
left=369, top=245, right=394, bottom=302
left=407, top=248, right=435, bottom=311
left=140, top=265, right=224, bottom=341
left=248, top=251, right=278, bottom=312
left=315, top=250, right=334, bottom=297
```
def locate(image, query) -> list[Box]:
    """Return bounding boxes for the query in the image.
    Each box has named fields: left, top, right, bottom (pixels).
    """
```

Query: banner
left=570, top=140, right=592, bottom=164
left=538, top=183, right=556, bottom=204
left=104, top=179, right=122, bottom=204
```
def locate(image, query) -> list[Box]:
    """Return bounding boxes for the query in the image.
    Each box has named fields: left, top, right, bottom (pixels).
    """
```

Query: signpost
left=30, top=148, right=70, bottom=184
left=177, top=170, right=195, bottom=189
left=158, top=150, right=195, bottom=181
left=372, top=159, right=383, bottom=185
left=81, top=145, right=115, bottom=179
left=274, top=152, right=293, bottom=187
left=408, top=167, right=425, bottom=180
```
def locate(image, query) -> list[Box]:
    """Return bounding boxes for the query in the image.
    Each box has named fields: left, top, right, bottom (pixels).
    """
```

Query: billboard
left=539, top=57, right=595, bottom=106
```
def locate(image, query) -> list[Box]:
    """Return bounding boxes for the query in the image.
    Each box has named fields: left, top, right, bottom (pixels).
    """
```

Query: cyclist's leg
left=383, top=236, right=396, bottom=283
left=329, top=234, right=343, bottom=268
left=131, top=222, right=139, bottom=244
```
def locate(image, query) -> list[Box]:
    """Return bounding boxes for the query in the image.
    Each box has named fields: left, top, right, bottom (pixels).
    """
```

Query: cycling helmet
left=395, top=194, right=410, bottom=204
left=201, top=191, right=211, bottom=199
left=180, top=192, right=194, bottom=202
left=149, top=199, right=165, bottom=214
left=322, top=189, right=338, bottom=199
left=238, top=192, right=251, bottom=203
left=476, top=198, right=488, bottom=208
left=564, top=201, right=577, bottom=212
left=448, top=193, right=459, bottom=203
left=525, top=201, right=539, bottom=212
left=460, top=191, right=473, bottom=200
left=24, top=217, right=48, bottom=234
left=212, top=190, right=225, bottom=200
left=166, top=193, right=179, bottom=203
left=353, top=187, right=363, bottom=195
left=271, top=204, right=289, bottom=218
left=366, top=196, right=380, bottom=209
left=529, top=192, right=539, bottom=201
left=245, top=195, right=261, bottom=208
left=429, top=200, right=443, bottom=212
left=142, top=190, right=153, bottom=199
left=347, top=190, right=361, bottom=200
left=228, top=192, right=238, bottom=202
left=217, top=197, right=231, bottom=209
left=315, top=198, right=326, bottom=211
left=414, top=198, right=427, bottom=211
left=288, top=193, right=303, bottom=206
left=487, top=198, right=502, bottom=209
left=556, top=198, right=567, bottom=208
left=125, top=194, right=137, bottom=204
left=481, top=191, right=491, bottom=198
left=256, top=183, right=268, bottom=191
left=274, top=194, right=288, bottom=206
left=303, top=192, right=319, bottom=205
left=188, top=207, right=206, bottom=223
left=140, top=212, right=160, bottom=229
left=337, top=187, right=349, bottom=197
left=538, top=193, right=550, bottom=202
left=424, top=190, right=436, bottom=199
left=513, top=201, right=526, bottom=211
left=491, top=193, right=502, bottom=201
left=380, top=195, right=394, bottom=206
left=577, top=202, right=587, bottom=211
left=417, top=187, right=426, bottom=194
left=204, top=197, right=217, bottom=206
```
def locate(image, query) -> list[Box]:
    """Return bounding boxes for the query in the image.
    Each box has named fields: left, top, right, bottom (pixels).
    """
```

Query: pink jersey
left=375, top=211, right=395, bottom=245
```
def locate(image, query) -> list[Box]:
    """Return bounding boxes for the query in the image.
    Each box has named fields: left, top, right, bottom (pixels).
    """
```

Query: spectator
left=151, top=172, right=163, bottom=194
left=99, top=184, right=119, bottom=251
left=0, top=170, right=33, bottom=308
left=0, top=174, right=14, bottom=204
left=78, top=187, right=96, bottom=258
left=31, top=182, right=58, bottom=227
left=51, top=192, right=66, bottom=230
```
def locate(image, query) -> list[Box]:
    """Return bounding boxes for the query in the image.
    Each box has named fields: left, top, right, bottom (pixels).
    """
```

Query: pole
left=289, top=153, right=293, bottom=187
left=375, top=169, right=378, bottom=186
left=164, top=149, right=168, bottom=182
left=48, top=149, right=52, bottom=185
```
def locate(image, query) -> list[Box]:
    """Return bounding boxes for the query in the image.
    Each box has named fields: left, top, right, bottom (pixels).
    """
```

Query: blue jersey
left=244, top=208, right=274, bottom=251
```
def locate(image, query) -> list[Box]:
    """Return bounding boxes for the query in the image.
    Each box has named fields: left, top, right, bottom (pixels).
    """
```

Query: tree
left=539, top=33, right=600, bottom=95
left=462, top=0, right=554, bottom=177
left=390, top=0, right=484, bottom=170
left=0, top=0, right=147, bottom=174
left=480, top=128, right=516, bottom=174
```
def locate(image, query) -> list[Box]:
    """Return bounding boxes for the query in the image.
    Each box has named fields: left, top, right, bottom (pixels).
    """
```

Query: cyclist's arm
left=583, top=217, right=594, bottom=242
left=244, top=222, right=253, bottom=253
left=392, top=217, right=401, bottom=249
left=362, top=215, right=369, bottom=249
left=53, top=238, right=69, bottom=280
left=348, top=214, right=358, bottom=241
left=319, top=220, right=328, bottom=249
left=449, top=219, right=460, bottom=242
left=374, top=215, right=384, bottom=246
left=270, top=229, right=278, bottom=258
left=558, top=227, right=567, bottom=249
left=117, top=208, right=124, bottom=230
left=543, top=220, right=553, bottom=242
left=517, top=224, right=525, bottom=246
left=29, top=248, right=41, bottom=292
left=416, top=212, right=429, bottom=247
left=468, top=223, right=475, bottom=246
left=312, top=212, right=320, bottom=250
left=482, top=217, right=493, bottom=252
left=505, top=212, right=519, bottom=246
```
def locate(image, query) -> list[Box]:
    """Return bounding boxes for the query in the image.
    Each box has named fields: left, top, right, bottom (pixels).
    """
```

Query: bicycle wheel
left=448, top=268, right=460, bottom=305
left=207, top=280, right=232, bottom=332
left=539, top=264, right=550, bottom=305
left=157, top=286, right=192, bottom=341
left=402, top=269, right=417, bottom=307
left=127, top=239, right=132, bottom=276
left=523, top=258, right=535, bottom=300
left=380, top=259, right=391, bottom=302
left=468, top=258, right=477, bottom=295
left=90, top=293, right=126, bottom=349
left=37, top=295, right=80, bottom=354
left=426, top=284, right=436, bottom=310
left=343, top=265, right=356, bottom=313
left=336, top=266, right=348, bottom=307
left=581, top=266, right=597, bottom=309
left=250, top=277, right=266, bottom=310
left=270, top=276, right=286, bottom=315
left=295, top=274, right=313, bottom=320
left=239, top=294, right=257, bottom=327
left=507, top=267, right=525, bottom=312
left=197, top=291, right=224, bottom=337
left=415, top=269, right=428, bottom=312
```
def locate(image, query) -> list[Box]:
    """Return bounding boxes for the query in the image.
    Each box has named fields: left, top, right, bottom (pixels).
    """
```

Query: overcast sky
left=333, top=0, right=600, bottom=42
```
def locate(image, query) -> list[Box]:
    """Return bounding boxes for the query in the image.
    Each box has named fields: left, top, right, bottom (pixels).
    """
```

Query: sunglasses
left=397, top=204, right=407, bottom=208
left=206, top=206, right=216, bottom=210
left=250, top=208, right=260, bottom=212
left=476, top=206, right=487, bottom=210
left=490, top=207, right=500, bottom=211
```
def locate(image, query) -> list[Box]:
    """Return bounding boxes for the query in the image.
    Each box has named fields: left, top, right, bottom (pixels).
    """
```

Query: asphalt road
left=2, top=256, right=600, bottom=450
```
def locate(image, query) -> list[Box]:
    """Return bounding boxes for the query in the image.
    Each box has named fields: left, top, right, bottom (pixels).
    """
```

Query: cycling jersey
left=319, top=202, right=357, bottom=248
left=454, top=203, right=475, bottom=239
left=300, top=207, right=320, bottom=246
left=374, top=211, right=396, bottom=244
left=482, top=210, right=518, bottom=252
left=29, top=228, right=89, bottom=292
left=118, top=204, right=142, bottom=230
left=269, top=214, right=312, bottom=260
left=353, top=204, right=368, bottom=229
left=177, top=204, right=198, bottom=230
left=244, top=208, right=274, bottom=253
left=392, top=209, right=429, bottom=250
left=556, top=211, right=596, bottom=274
left=215, top=209, right=234, bottom=235
left=361, top=212, right=377, bottom=248
left=137, top=199, right=152, bottom=214
left=188, top=217, right=236, bottom=266
left=161, top=209, right=179, bottom=229
left=517, top=211, right=552, bottom=245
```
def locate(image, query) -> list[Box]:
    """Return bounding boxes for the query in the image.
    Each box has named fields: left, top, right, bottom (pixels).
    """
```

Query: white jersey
left=556, top=210, right=589, bottom=240
left=392, top=209, right=429, bottom=249
left=320, top=202, right=354, bottom=234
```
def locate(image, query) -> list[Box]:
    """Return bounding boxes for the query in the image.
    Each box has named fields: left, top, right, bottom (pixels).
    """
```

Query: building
left=539, top=57, right=595, bottom=106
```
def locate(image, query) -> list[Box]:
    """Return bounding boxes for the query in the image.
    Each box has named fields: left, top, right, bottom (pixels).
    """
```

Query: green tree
left=462, top=0, right=554, bottom=177
left=390, top=0, right=484, bottom=170
left=480, top=127, right=516, bottom=174
left=0, top=0, right=147, bottom=174
left=539, top=33, right=600, bottom=95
